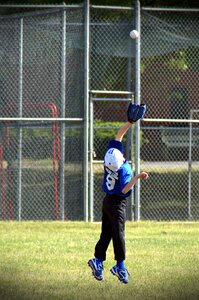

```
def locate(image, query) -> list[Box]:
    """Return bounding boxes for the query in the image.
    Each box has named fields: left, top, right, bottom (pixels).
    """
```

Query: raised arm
left=115, top=103, right=146, bottom=142
left=115, top=122, right=133, bottom=142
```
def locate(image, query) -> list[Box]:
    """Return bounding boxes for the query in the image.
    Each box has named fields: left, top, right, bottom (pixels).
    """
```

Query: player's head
left=104, top=140, right=124, bottom=171
left=107, top=140, right=124, bottom=154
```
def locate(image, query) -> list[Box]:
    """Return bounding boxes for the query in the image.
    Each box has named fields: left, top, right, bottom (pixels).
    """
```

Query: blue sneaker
left=88, top=258, right=104, bottom=281
left=110, top=265, right=130, bottom=284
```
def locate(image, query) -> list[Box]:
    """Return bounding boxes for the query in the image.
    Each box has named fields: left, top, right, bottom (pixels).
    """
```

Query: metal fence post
left=60, top=9, right=66, bottom=221
left=134, top=0, right=141, bottom=221
left=127, top=36, right=134, bottom=221
left=188, top=110, right=193, bottom=220
left=89, top=95, right=94, bottom=221
left=84, top=0, right=90, bottom=222
left=18, top=17, right=23, bottom=221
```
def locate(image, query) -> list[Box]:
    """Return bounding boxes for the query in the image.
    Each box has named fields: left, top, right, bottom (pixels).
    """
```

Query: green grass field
left=0, top=221, right=199, bottom=300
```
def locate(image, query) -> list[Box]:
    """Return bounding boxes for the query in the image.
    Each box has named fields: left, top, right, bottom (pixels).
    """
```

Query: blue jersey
left=102, top=161, right=133, bottom=198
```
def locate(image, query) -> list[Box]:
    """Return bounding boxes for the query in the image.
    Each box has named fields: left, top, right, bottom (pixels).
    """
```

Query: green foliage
left=94, top=120, right=123, bottom=139
left=185, top=46, right=199, bottom=71
left=3, top=125, right=82, bottom=160
left=94, top=120, right=148, bottom=142
left=93, top=120, right=149, bottom=160
left=167, top=51, right=188, bottom=70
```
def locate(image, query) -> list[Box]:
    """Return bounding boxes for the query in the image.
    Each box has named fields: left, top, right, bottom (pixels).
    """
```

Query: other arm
left=121, top=171, right=149, bottom=194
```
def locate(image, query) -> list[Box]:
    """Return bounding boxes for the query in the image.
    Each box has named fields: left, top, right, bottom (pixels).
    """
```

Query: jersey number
left=106, top=174, right=115, bottom=191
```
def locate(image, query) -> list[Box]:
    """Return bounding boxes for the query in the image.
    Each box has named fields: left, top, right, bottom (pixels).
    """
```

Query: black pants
left=94, top=194, right=126, bottom=261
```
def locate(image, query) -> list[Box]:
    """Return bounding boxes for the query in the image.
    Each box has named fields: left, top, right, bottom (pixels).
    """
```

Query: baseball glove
left=127, top=103, right=146, bottom=123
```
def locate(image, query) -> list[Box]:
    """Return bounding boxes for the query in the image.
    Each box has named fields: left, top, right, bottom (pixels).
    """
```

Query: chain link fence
left=0, top=4, right=199, bottom=221
left=90, top=7, right=134, bottom=91
left=90, top=6, right=199, bottom=221
left=0, top=6, right=85, bottom=221
left=139, top=9, right=199, bottom=221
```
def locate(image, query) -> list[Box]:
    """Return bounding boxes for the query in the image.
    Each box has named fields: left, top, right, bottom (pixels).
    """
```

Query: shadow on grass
left=0, top=271, right=199, bottom=300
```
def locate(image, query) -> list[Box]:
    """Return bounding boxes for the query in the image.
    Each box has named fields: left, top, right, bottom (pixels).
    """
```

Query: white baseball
left=130, top=30, right=139, bottom=39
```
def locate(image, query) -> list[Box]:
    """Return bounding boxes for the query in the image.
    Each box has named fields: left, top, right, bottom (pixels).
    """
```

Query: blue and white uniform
left=94, top=139, right=133, bottom=262
left=102, top=161, right=132, bottom=197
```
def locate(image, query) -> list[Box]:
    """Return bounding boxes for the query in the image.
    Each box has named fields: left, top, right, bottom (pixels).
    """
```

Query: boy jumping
left=88, top=103, right=149, bottom=284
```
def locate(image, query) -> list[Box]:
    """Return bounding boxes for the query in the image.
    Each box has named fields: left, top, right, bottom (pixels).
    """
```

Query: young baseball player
left=88, top=103, right=149, bottom=284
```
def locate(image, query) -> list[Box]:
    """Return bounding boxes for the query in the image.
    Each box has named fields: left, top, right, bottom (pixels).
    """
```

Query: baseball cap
left=104, top=148, right=124, bottom=172
left=107, top=140, right=124, bottom=153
